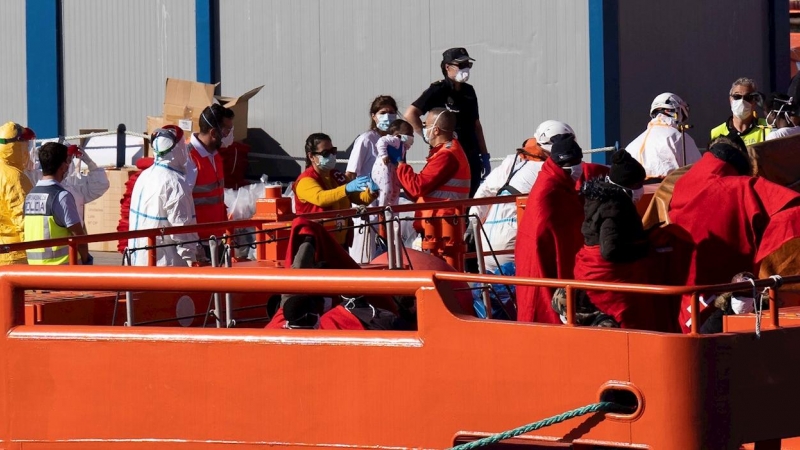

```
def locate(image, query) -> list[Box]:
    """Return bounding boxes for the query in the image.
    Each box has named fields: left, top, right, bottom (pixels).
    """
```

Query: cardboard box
left=215, top=86, right=264, bottom=142
left=85, top=167, right=138, bottom=252
left=160, top=78, right=264, bottom=143
left=162, top=78, right=218, bottom=135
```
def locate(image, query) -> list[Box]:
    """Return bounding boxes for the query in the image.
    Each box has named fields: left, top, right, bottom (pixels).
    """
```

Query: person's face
left=423, top=115, right=441, bottom=142
left=729, top=85, right=758, bottom=107
left=56, top=158, right=70, bottom=182
left=210, top=118, right=233, bottom=150
left=445, top=60, right=472, bottom=80
left=371, top=106, right=397, bottom=125
left=310, top=141, right=336, bottom=171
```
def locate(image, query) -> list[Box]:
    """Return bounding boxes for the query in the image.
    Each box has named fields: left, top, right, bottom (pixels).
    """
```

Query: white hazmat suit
left=128, top=127, right=204, bottom=266
left=469, top=153, right=543, bottom=272
left=625, top=114, right=701, bottom=178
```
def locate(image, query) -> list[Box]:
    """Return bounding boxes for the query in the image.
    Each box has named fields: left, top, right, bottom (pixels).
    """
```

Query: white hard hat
left=533, top=120, right=575, bottom=151
left=650, top=92, right=689, bottom=123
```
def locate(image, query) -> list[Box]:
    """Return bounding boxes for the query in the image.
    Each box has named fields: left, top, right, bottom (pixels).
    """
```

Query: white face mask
left=565, top=164, right=583, bottom=182
left=376, top=113, right=397, bottom=132
left=221, top=127, right=234, bottom=148
left=731, top=99, right=752, bottom=120
left=317, top=154, right=336, bottom=171
left=400, top=134, right=414, bottom=148
left=454, top=67, right=471, bottom=83
left=631, top=186, right=644, bottom=203
left=730, top=295, right=755, bottom=315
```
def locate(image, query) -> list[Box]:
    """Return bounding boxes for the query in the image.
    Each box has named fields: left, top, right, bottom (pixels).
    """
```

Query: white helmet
left=533, top=120, right=575, bottom=151
left=650, top=92, right=689, bottom=123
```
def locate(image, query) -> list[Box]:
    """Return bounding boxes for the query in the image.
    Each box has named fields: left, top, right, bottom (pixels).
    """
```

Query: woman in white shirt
left=346, top=95, right=399, bottom=263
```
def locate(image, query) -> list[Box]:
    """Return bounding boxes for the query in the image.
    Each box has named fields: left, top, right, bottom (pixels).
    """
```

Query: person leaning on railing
left=23, top=142, right=92, bottom=265
left=292, top=133, right=377, bottom=248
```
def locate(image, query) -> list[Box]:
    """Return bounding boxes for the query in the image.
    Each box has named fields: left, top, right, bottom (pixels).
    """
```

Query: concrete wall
left=617, top=0, right=772, bottom=149
left=219, top=0, right=591, bottom=179
left=61, top=0, right=197, bottom=136
left=1, top=0, right=27, bottom=126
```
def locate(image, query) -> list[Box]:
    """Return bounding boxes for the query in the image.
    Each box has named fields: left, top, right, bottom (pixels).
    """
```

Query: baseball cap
left=442, top=47, right=475, bottom=64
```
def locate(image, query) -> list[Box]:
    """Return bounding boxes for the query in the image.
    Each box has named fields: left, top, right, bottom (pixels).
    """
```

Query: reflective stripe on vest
left=189, top=145, right=226, bottom=225
left=23, top=183, right=71, bottom=265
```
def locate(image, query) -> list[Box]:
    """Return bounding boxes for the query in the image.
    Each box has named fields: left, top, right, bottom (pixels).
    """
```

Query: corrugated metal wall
left=219, top=0, right=591, bottom=178
left=2, top=0, right=27, bottom=125
left=61, top=0, right=197, bottom=137
left=617, top=0, right=771, bottom=149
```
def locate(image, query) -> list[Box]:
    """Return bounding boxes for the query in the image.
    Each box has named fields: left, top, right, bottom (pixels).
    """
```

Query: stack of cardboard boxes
left=85, top=78, right=263, bottom=252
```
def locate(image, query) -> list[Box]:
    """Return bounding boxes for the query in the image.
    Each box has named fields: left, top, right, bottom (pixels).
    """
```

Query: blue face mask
left=317, top=154, right=336, bottom=171
left=376, top=113, right=397, bottom=132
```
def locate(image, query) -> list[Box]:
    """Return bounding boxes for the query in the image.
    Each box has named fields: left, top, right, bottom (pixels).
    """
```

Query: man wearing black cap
left=404, top=47, right=490, bottom=197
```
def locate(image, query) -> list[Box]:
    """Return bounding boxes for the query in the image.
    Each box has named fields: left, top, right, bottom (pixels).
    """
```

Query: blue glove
left=345, top=176, right=371, bottom=194
left=387, top=144, right=404, bottom=165
left=481, top=153, right=492, bottom=178
left=83, top=254, right=94, bottom=266
left=368, top=178, right=380, bottom=192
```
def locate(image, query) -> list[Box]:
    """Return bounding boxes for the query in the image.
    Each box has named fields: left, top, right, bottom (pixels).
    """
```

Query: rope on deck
left=447, top=401, right=625, bottom=450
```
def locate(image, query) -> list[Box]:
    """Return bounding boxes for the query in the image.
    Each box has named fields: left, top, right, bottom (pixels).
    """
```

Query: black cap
left=442, top=47, right=475, bottom=64
left=609, top=150, right=646, bottom=188
left=549, top=134, right=583, bottom=166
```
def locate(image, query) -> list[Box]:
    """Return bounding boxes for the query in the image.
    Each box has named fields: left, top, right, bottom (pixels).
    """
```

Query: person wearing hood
left=710, top=77, right=770, bottom=145
left=514, top=125, right=609, bottom=324
left=764, top=93, right=800, bottom=141
left=571, top=150, right=660, bottom=330
left=0, top=122, right=35, bottom=264
left=128, top=126, right=205, bottom=266
left=404, top=47, right=490, bottom=196
left=625, top=92, right=700, bottom=179
left=669, top=135, right=800, bottom=332
left=469, top=137, right=548, bottom=273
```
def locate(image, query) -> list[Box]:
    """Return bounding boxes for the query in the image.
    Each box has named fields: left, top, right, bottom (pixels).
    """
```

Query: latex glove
left=481, top=153, right=492, bottom=178
left=368, top=178, right=380, bottom=193
left=345, top=176, right=371, bottom=194
left=387, top=145, right=404, bottom=165
left=82, top=254, right=94, bottom=266
left=463, top=226, right=475, bottom=246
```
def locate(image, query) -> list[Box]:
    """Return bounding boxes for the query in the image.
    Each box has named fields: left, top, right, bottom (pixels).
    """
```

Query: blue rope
left=448, top=401, right=623, bottom=450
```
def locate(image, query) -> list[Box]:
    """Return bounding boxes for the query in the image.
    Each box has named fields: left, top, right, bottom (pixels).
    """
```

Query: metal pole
left=690, top=293, right=700, bottom=335
left=209, top=237, right=222, bottom=328
left=116, top=123, right=126, bottom=169
left=393, top=217, right=403, bottom=269
left=565, top=285, right=575, bottom=326
left=224, top=241, right=234, bottom=328
left=472, top=219, right=492, bottom=319
left=125, top=291, right=134, bottom=326
left=384, top=210, right=396, bottom=270
left=769, top=287, right=780, bottom=329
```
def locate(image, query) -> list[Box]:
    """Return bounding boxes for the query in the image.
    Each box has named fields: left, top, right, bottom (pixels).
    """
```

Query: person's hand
left=368, top=178, right=380, bottom=193
left=345, top=176, right=371, bottom=194
left=387, top=145, right=404, bottom=165
left=463, top=226, right=475, bottom=246
left=481, top=153, right=492, bottom=178
left=82, top=254, right=94, bottom=266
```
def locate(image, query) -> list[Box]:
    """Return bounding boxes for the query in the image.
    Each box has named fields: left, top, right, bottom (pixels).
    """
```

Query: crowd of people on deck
left=3, top=46, right=800, bottom=333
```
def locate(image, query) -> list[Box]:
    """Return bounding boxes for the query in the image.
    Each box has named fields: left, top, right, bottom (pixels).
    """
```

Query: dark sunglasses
left=448, top=61, right=473, bottom=70
left=312, top=147, right=337, bottom=157
left=730, top=93, right=759, bottom=103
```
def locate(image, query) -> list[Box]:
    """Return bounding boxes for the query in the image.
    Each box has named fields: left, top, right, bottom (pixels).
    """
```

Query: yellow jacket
left=295, top=173, right=376, bottom=244
left=0, top=122, right=33, bottom=264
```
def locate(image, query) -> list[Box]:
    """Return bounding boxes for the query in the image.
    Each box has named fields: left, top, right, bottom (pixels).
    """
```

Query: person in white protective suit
left=63, top=145, right=110, bottom=225
left=624, top=92, right=701, bottom=179
left=128, top=125, right=205, bottom=266
left=468, top=137, right=548, bottom=272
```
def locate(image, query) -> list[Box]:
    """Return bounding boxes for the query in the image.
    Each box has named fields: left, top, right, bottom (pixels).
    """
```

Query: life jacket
left=417, top=140, right=471, bottom=219
left=23, top=183, right=71, bottom=265
left=189, top=145, right=226, bottom=239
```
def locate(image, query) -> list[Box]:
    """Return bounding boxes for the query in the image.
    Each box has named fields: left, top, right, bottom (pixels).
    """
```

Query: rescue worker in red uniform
left=395, top=108, right=471, bottom=230
left=515, top=129, right=609, bottom=324
left=188, top=104, right=234, bottom=256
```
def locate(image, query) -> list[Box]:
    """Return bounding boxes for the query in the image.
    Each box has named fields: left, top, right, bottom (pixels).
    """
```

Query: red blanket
left=319, top=305, right=365, bottom=330
left=669, top=153, right=800, bottom=332
left=574, top=245, right=658, bottom=331
left=515, top=159, right=608, bottom=323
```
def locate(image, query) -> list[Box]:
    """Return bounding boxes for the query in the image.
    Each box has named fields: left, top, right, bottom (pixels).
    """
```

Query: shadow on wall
left=244, top=128, right=302, bottom=183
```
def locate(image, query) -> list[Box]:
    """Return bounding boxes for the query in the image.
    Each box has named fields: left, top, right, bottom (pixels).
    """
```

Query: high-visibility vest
left=23, top=183, right=71, bottom=265
left=419, top=140, right=471, bottom=202
left=189, top=145, right=226, bottom=239
left=710, top=117, right=770, bottom=146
